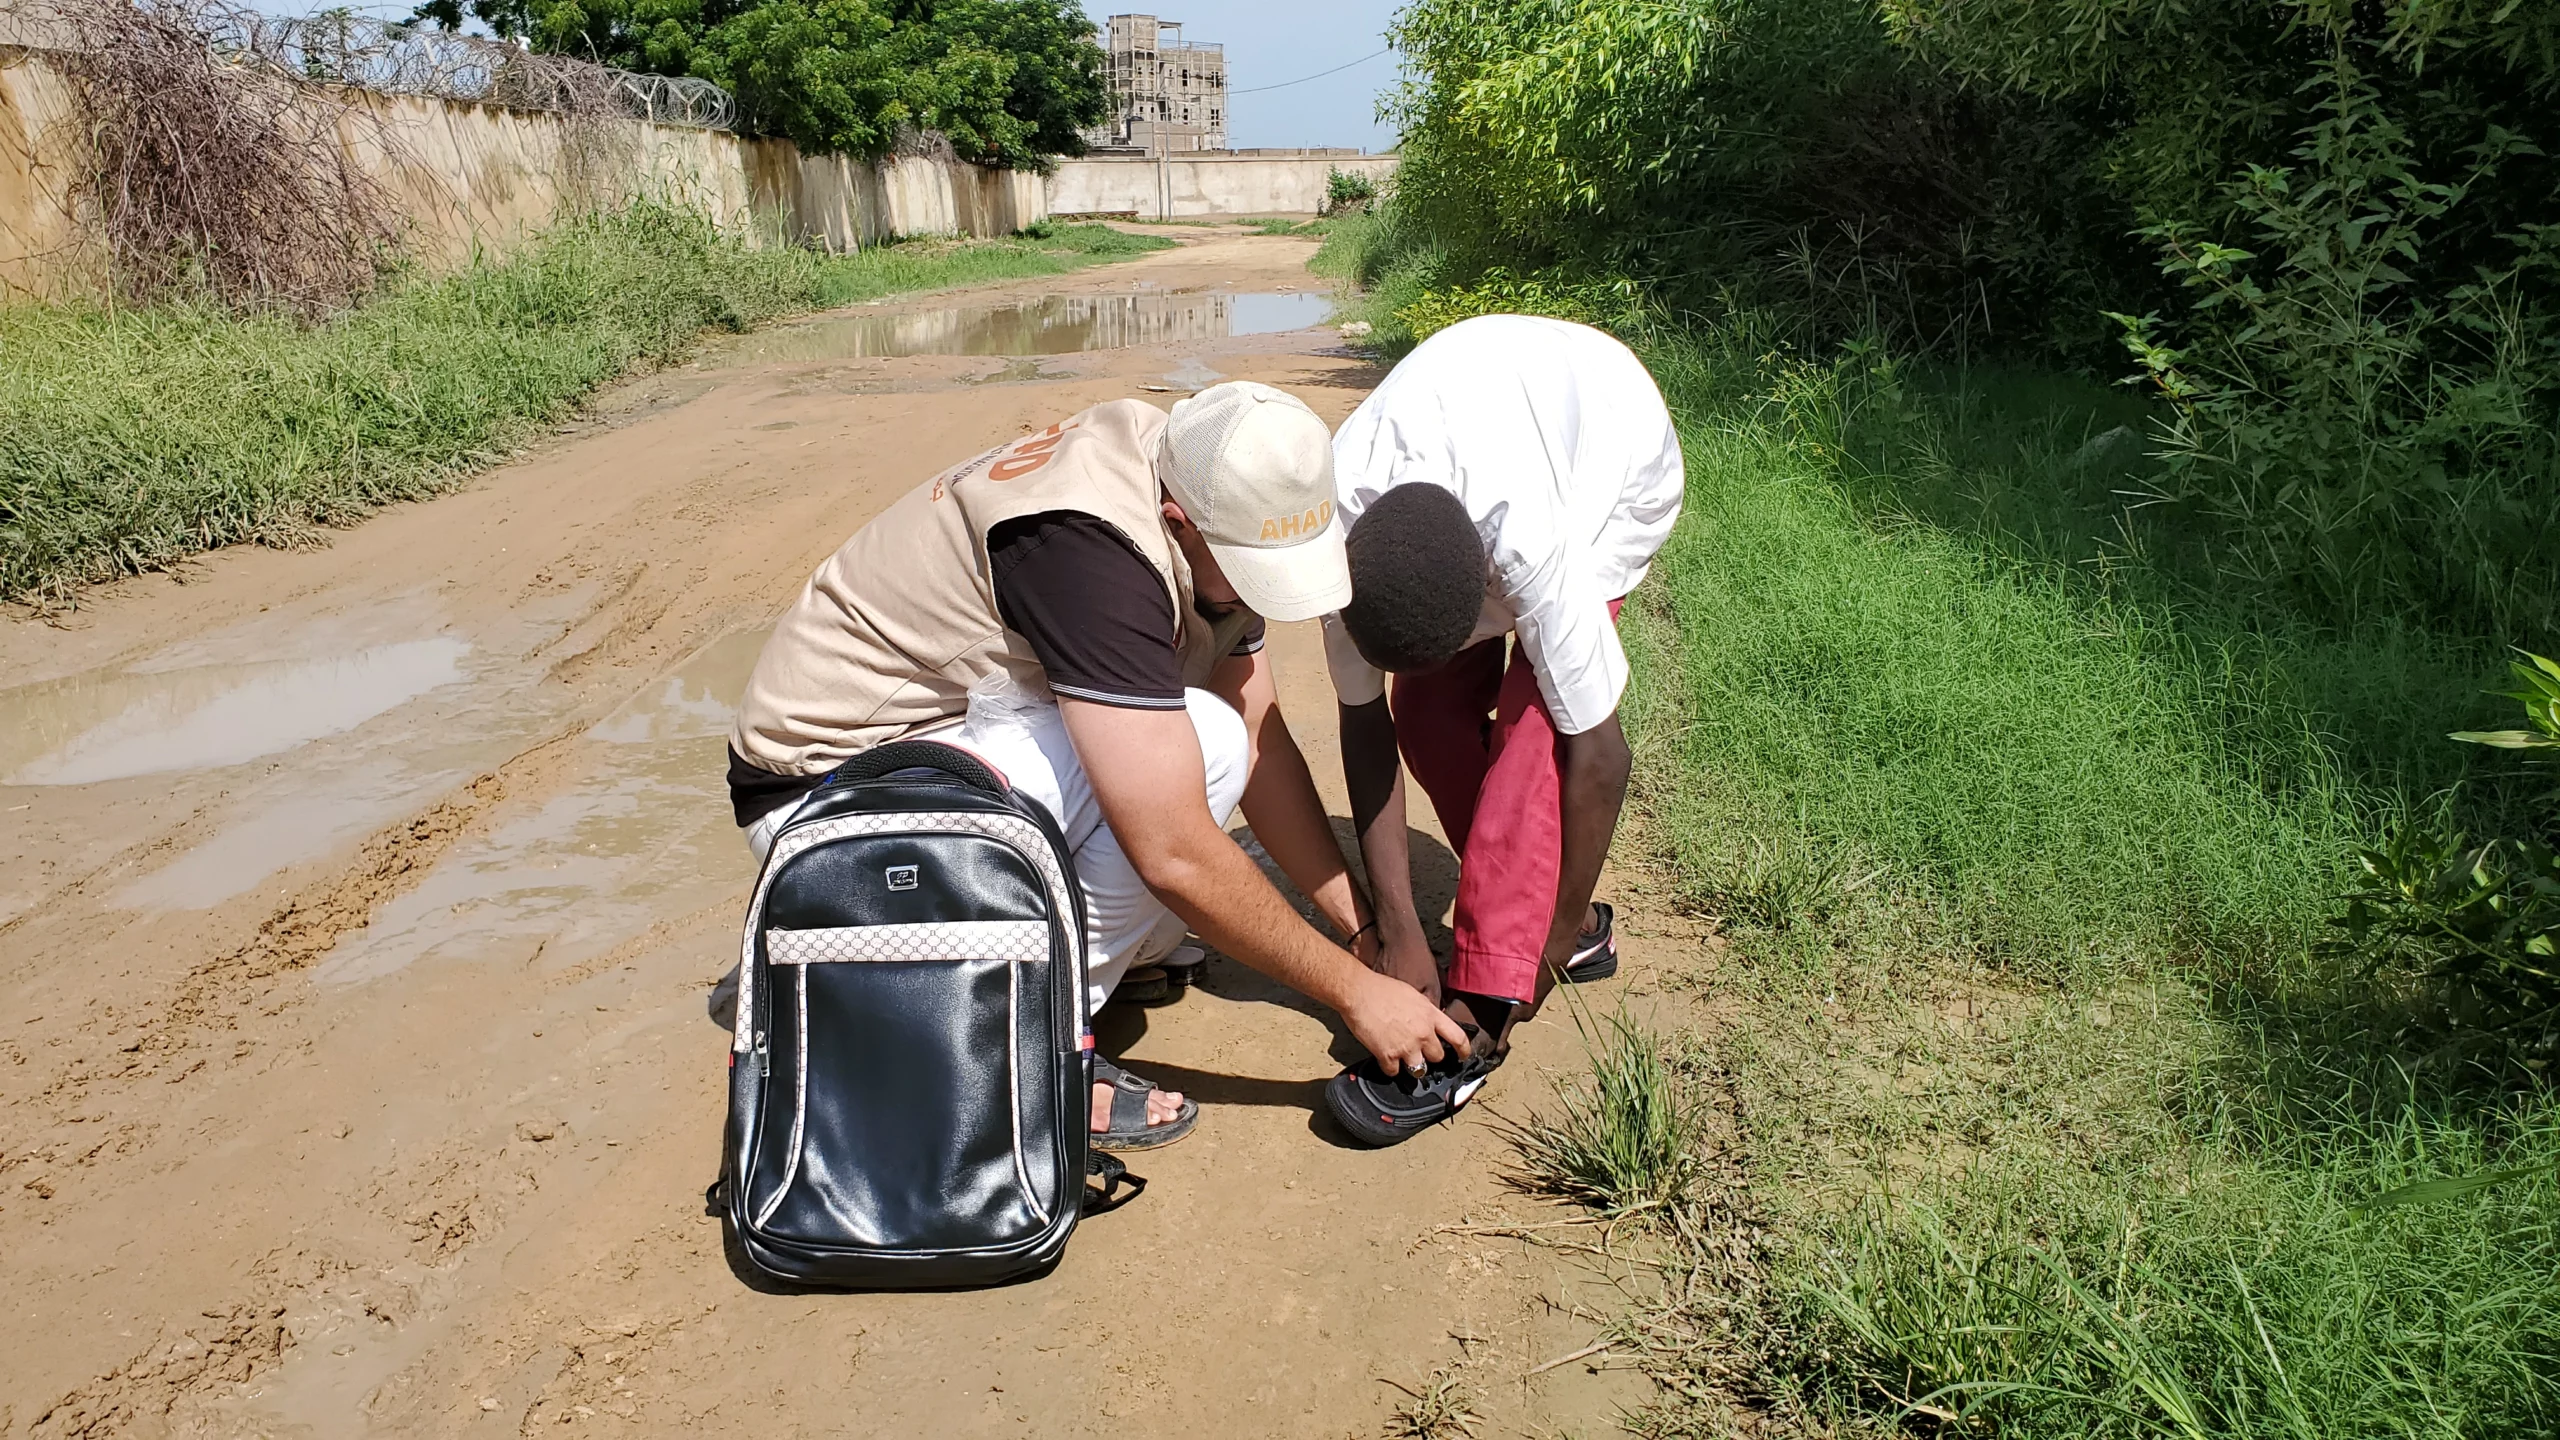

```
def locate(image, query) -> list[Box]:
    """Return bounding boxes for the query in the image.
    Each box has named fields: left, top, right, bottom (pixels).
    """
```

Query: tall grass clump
left=1309, top=202, right=1451, bottom=351
left=1502, top=1000, right=1696, bottom=1217
left=1797, top=1103, right=2560, bottom=1436
left=0, top=208, right=1167, bottom=604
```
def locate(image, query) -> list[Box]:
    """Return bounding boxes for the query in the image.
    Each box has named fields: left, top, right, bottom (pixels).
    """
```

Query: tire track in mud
left=25, top=1249, right=359, bottom=1440
left=30, top=1298, right=298, bottom=1439
left=0, top=795, right=223, bottom=948
left=8, top=611, right=711, bottom=1431
left=542, top=897, right=738, bottom=997
left=2, top=728, right=592, bottom=1203
left=26, top=1097, right=576, bottom=1434
left=0, top=539, right=750, bottom=1216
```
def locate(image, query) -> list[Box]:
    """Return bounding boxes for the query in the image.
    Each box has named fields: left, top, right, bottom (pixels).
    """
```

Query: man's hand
left=1062, top=697, right=1438, bottom=1072
left=1339, top=968, right=1472, bottom=1075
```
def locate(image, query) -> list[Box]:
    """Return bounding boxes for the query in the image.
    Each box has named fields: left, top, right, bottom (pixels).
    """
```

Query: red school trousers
left=1389, top=599, right=1622, bottom=1005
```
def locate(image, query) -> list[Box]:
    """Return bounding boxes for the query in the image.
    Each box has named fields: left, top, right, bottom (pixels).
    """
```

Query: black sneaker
left=1323, top=1034, right=1501, bottom=1148
left=1559, top=901, right=1619, bottom=983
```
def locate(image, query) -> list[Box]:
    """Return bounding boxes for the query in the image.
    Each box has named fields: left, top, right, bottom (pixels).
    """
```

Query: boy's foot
left=1092, top=1058, right=1197, bottom=1151
left=1322, top=1030, right=1501, bottom=1148
left=1558, top=901, right=1618, bottom=984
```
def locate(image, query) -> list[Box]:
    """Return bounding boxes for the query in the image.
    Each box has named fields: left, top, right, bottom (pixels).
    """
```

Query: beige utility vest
left=731, top=399, right=1236, bottom=777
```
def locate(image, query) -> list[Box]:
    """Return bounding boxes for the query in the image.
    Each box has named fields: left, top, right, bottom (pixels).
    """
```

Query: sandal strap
left=1107, top=1069, right=1157, bottom=1131
left=1093, top=1056, right=1168, bottom=1132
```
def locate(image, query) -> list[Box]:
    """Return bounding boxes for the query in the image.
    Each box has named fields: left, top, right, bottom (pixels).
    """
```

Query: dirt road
left=0, top=231, right=1679, bottom=1437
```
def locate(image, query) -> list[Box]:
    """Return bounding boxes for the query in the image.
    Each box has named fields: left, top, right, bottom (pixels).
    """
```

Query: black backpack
left=720, top=739, right=1134, bottom=1288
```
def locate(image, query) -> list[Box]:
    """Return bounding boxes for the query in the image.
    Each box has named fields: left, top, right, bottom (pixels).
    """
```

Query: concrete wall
left=1048, top=153, right=1399, bottom=220
left=0, top=45, right=85, bottom=300
left=0, top=44, right=1049, bottom=302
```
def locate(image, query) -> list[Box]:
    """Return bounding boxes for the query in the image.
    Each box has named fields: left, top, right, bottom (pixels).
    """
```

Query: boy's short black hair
left=1341, top=483, right=1482, bottom=673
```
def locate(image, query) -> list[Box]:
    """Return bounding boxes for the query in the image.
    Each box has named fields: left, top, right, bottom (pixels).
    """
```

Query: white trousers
left=746, top=688, right=1251, bottom=1015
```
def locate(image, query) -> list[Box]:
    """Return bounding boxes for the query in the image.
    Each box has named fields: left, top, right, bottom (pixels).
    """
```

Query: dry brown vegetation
left=40, top=0, right=402, bottom=314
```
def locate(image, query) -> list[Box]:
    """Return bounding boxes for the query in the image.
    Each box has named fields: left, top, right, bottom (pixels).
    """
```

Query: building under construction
left=1084, top=14, right=1226, bottom=155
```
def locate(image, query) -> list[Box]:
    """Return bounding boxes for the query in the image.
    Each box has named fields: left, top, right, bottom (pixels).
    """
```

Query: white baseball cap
left=1157, top=381, right=1350, bottom=623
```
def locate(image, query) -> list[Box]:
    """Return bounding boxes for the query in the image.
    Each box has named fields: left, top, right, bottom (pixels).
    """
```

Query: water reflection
left=705, top=290, right=1336, bottom=367
left=2, top=637, right=472, bottom=786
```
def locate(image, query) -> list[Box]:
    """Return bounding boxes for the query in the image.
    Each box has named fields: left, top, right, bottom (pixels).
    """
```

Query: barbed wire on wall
left=20, top=2, right=740, bottom=131
left=234, top=10, right=735, bottom=130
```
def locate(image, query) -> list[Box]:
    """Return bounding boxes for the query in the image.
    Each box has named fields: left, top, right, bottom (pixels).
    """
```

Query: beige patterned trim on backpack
left=764, top=920, right=1052, bottom=965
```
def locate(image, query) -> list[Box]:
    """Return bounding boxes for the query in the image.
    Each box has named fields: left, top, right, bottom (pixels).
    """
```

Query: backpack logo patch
left=885, top=864, right=921, bottom=891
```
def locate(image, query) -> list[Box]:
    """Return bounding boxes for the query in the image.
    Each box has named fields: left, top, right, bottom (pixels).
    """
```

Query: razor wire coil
left=199, top=8, right=737, bottom=130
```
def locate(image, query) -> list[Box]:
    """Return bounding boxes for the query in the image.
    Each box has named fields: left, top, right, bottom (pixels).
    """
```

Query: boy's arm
left=1542, top=713, right=1632, bottom=985
left=1340, top=697, right=1440, bottom=999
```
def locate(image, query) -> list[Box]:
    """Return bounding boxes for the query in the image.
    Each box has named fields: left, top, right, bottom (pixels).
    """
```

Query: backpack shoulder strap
left=1083, top=1152, right=1146, bottom=1215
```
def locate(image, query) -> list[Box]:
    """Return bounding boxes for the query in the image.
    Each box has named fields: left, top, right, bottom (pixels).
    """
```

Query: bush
left=2336, top=652, right=2560, bottom=1052
left=1393, top=267, right=1645, bottom=344
left=2115, top=62, right=2560, bottom=639
left=1377, top=0, right=2560, bottom=634
left=412, top=0, right=1110, bottom=168
left=1321, top=166, right=1377, bottom=216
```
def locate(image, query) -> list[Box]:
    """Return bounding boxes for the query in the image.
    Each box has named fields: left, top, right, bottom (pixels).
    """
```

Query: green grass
left=1244, top=217, right=1332, bottom=237
left=1501, top=997, right=1699, bottom=1217
left=0, top=206, right=1170, bottom=604
left=1309, top=206, right=1450, bottom=351
left=1595, top=327, right=2560, bottom=1435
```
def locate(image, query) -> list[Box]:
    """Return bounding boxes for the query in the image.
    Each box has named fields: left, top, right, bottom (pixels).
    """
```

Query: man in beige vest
left=728, top=382, right=1466, bottom=1151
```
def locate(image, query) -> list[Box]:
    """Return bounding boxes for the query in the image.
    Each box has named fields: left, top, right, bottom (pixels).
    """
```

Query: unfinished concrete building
left=1084, top=14, right=1226, bottom=155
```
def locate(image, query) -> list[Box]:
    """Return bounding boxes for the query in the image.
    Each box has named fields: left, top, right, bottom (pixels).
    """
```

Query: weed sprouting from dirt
left=1502, top=999, right=1696, bottom=1217
left=1696, top=834, right=1862, bottom=933
left=1379, top=1367, right=1482, bottom=1439
left=43, top=0, right=404, bottom=315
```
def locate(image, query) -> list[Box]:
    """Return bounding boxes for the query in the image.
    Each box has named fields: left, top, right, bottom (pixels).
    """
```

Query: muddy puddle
left=1, top=637, right=471, bottom=787
left=315, top=628, right=767, bottom=985
left=700, top=288, right=1334, bottom=368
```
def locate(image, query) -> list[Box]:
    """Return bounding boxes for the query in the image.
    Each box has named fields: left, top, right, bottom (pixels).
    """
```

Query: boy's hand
left=1358, top=928, right=1443, bottom=1005
left=1339, top=969, right=1471, bottom=1074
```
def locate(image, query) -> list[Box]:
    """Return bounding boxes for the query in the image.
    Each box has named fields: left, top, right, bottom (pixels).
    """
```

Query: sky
left=1079, top=1, right=1407, bottom=153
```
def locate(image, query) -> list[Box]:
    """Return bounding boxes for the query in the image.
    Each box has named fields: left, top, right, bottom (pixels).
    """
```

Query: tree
left=407, top=0, right=1105, bottom=168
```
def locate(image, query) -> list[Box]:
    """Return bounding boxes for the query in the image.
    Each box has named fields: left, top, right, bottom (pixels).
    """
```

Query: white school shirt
left=1320, top=315, right=1685, bottom=736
